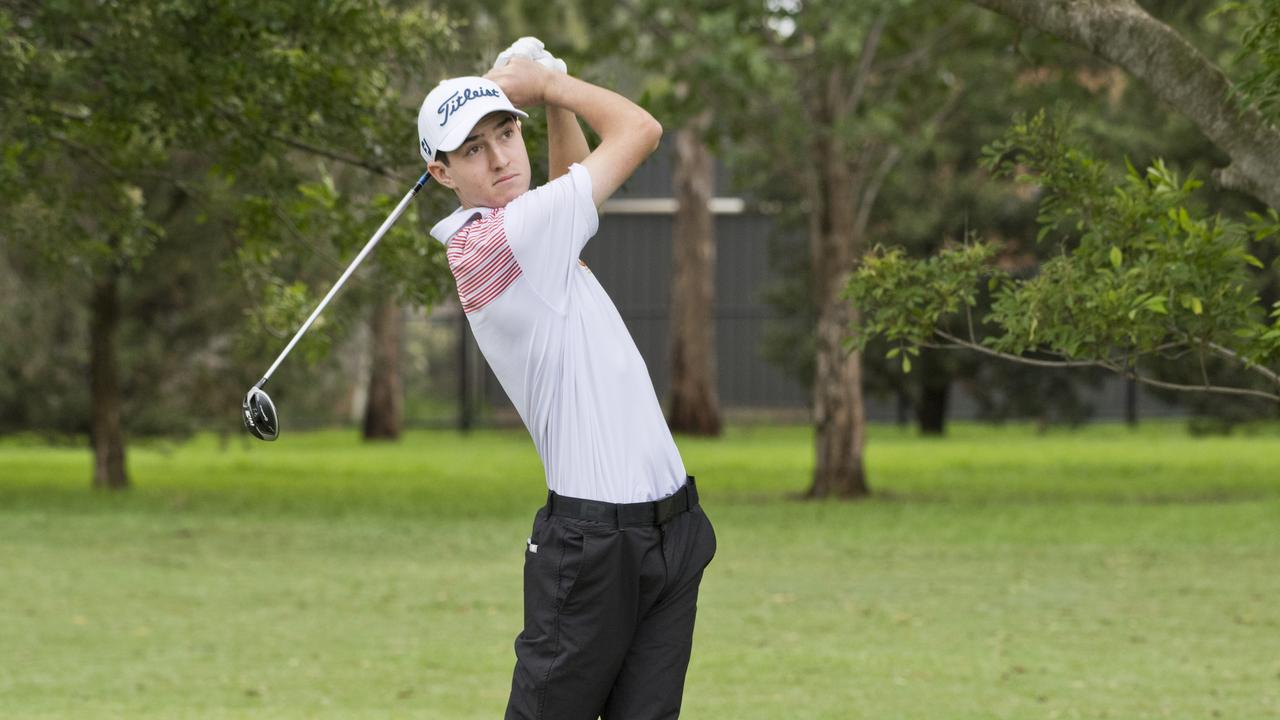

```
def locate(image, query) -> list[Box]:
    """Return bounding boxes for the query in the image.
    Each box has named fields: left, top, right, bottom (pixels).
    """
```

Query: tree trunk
left=916, top=348, right=949, bottom=436
left=810, top=295, right=869, bottom=498
left=362, top=295, right=403, bottom=441
left=917, top=383, right=949, bottom=435
left=89, top=264, right=128, bottom=490
left=896, top=388, right=911, bottom=427
left=1125, top=376, right=1138, bottom=427
left=667, top=113, right=722, bottom=436
left=971, top=0, right=1280, bottom=209
left=807, top=101, right=870, bottom=498
left=799, top=21, right=909, bottom=498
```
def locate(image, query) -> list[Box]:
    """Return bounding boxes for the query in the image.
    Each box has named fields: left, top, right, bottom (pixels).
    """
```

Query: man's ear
left=427, top=160, right=455, bottom=189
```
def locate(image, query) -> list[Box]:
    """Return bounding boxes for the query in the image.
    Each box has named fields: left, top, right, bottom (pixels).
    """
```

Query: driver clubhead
left=242, top=386, right=279, bottom=441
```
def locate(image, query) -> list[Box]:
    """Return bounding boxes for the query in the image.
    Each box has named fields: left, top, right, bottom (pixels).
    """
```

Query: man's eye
left=466, top=145, right=481, bottom=156
left=503, top=129, right=514, bottom=138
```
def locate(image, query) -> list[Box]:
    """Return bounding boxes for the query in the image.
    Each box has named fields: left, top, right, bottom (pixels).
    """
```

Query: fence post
left=458, top=308, right=472, bottom=433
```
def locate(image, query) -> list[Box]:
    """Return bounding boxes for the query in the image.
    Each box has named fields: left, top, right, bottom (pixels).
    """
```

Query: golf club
left=242, top=171, right=431, bottom=441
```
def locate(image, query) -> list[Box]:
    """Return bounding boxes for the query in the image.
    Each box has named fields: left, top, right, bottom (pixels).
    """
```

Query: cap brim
left=436, top=105, right=529, bottom=154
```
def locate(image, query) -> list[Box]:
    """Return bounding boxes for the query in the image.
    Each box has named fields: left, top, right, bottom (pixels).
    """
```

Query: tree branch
left=847, top=12, right=889, bottom=118
left=1208, top=341, right=1280, bottom=386
left=1097, top=358, right=1280, bottom=402
left=970, top=0, right=1280, bottom=209
left=871, top=9, right=969, bottom=76
left=264, top=132, right=407, bottom=183
left=212, top=107, right=408, bottom=183
left=931, top=329, right=1280, bottom=402
left=854, top=144, right=902, bottom=239
left=933, top=329, right=1101, bottom=367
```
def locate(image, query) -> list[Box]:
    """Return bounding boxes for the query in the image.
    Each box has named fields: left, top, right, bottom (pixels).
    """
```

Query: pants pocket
left=520, top=517, right=587, bottom=640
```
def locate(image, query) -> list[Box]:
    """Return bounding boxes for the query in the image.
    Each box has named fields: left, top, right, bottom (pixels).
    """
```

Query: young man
left=417, top=54, right=716, bottom=720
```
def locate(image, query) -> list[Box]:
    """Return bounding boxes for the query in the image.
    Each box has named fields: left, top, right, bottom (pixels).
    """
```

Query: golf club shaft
left=256, top=172, right=430, bottom=388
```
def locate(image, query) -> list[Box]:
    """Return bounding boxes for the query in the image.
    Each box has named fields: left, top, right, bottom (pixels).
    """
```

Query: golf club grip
left=256, top=172, right=430, bottom=388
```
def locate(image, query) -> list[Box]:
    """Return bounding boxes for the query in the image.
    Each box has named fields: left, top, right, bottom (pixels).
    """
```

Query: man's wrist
left=541, top=72, right=575, bottom=110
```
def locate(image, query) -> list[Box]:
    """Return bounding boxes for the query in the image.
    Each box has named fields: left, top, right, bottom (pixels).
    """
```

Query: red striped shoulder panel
left=446, top=209, right=523, bottom=314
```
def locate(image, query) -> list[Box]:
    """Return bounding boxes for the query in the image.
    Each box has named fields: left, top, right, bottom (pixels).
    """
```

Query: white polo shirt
left=430, top=164, right=687, bottom=503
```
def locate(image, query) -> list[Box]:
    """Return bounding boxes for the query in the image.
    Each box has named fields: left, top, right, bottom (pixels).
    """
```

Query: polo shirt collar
left=430, top=205, right=492, bottom=245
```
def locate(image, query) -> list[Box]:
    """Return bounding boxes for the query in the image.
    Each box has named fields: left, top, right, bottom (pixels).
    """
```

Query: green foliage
left=848, top=109, right=1280, bottom=399
left=1220, top=0, right=1280, bottom=122
left=845, top=242, right=998, bottom=372
left=1, top=0, right=452, bottom=247
left=0, top=1, right=463, bottom=436
left=234, top=168, right=453, bottom=366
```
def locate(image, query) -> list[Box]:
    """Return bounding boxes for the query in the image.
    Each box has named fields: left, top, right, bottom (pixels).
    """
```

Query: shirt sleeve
left=502, top=163, right=599, bottom=308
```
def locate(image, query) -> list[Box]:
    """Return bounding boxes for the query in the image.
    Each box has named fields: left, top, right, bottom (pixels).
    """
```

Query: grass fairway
left=2, top=422, right=1279, bottom=719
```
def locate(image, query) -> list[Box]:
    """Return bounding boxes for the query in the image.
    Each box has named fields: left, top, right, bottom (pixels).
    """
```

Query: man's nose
left=489, top=145, right=509, bottom=169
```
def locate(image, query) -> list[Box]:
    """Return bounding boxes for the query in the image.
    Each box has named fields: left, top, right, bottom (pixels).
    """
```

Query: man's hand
left=484, top=58, right=553, bottom=110
left=493, top=36, right=567, bottom=75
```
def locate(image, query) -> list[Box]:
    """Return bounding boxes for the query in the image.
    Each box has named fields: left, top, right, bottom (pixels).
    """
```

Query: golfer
left=417, top=43, right=717, bottom=720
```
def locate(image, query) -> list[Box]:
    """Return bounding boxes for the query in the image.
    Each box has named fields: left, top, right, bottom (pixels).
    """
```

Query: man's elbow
left=640, top=115, right=663, bottom=154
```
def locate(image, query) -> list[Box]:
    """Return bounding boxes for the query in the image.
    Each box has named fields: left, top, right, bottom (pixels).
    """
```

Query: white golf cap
left=418, top=76, right=528, bottom=163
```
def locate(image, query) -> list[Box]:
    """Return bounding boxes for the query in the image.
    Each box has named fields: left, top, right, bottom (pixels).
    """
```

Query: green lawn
left=2, top=422, right=1279, bottom=719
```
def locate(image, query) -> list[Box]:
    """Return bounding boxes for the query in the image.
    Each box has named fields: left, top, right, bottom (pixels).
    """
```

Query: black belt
left=546, top=477, right=698, bottom=528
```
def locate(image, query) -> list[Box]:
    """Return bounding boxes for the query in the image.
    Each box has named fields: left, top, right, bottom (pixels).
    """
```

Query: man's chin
left=492, top=182, right=530, bottom=208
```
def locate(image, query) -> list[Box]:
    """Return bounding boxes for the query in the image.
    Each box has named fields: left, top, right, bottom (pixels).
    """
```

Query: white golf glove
left=493, top=36, right=567, bottom=74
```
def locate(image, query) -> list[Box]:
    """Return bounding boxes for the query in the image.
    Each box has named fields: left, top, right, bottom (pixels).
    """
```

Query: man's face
left=428, top=112, right=531, bottom=209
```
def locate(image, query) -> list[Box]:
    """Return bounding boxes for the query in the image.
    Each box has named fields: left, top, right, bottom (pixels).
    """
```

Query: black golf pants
left=504, top=483, right=716, bottom=720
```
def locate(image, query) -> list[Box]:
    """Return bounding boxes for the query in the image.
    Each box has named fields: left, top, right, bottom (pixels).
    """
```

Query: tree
left=703, top=1, right=969, bottom=497
left=0, top=1, right=457, bottom=487
left=862, top=2, right=1251, bottom=432
left=845, top=2, right=1280, bottom=412
left=847, top=108, right=1280, bottom=404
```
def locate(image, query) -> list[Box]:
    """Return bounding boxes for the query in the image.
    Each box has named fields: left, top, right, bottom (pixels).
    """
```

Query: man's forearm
left=547, top=106, right=589, bottom=181
left=542, top=74, right=658, bottom=150
left=540, top=72, right=662, bottom=206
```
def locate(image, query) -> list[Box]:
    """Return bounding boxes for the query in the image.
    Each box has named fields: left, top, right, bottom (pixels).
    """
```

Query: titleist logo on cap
left=437, top=86, right=502, bottom=126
